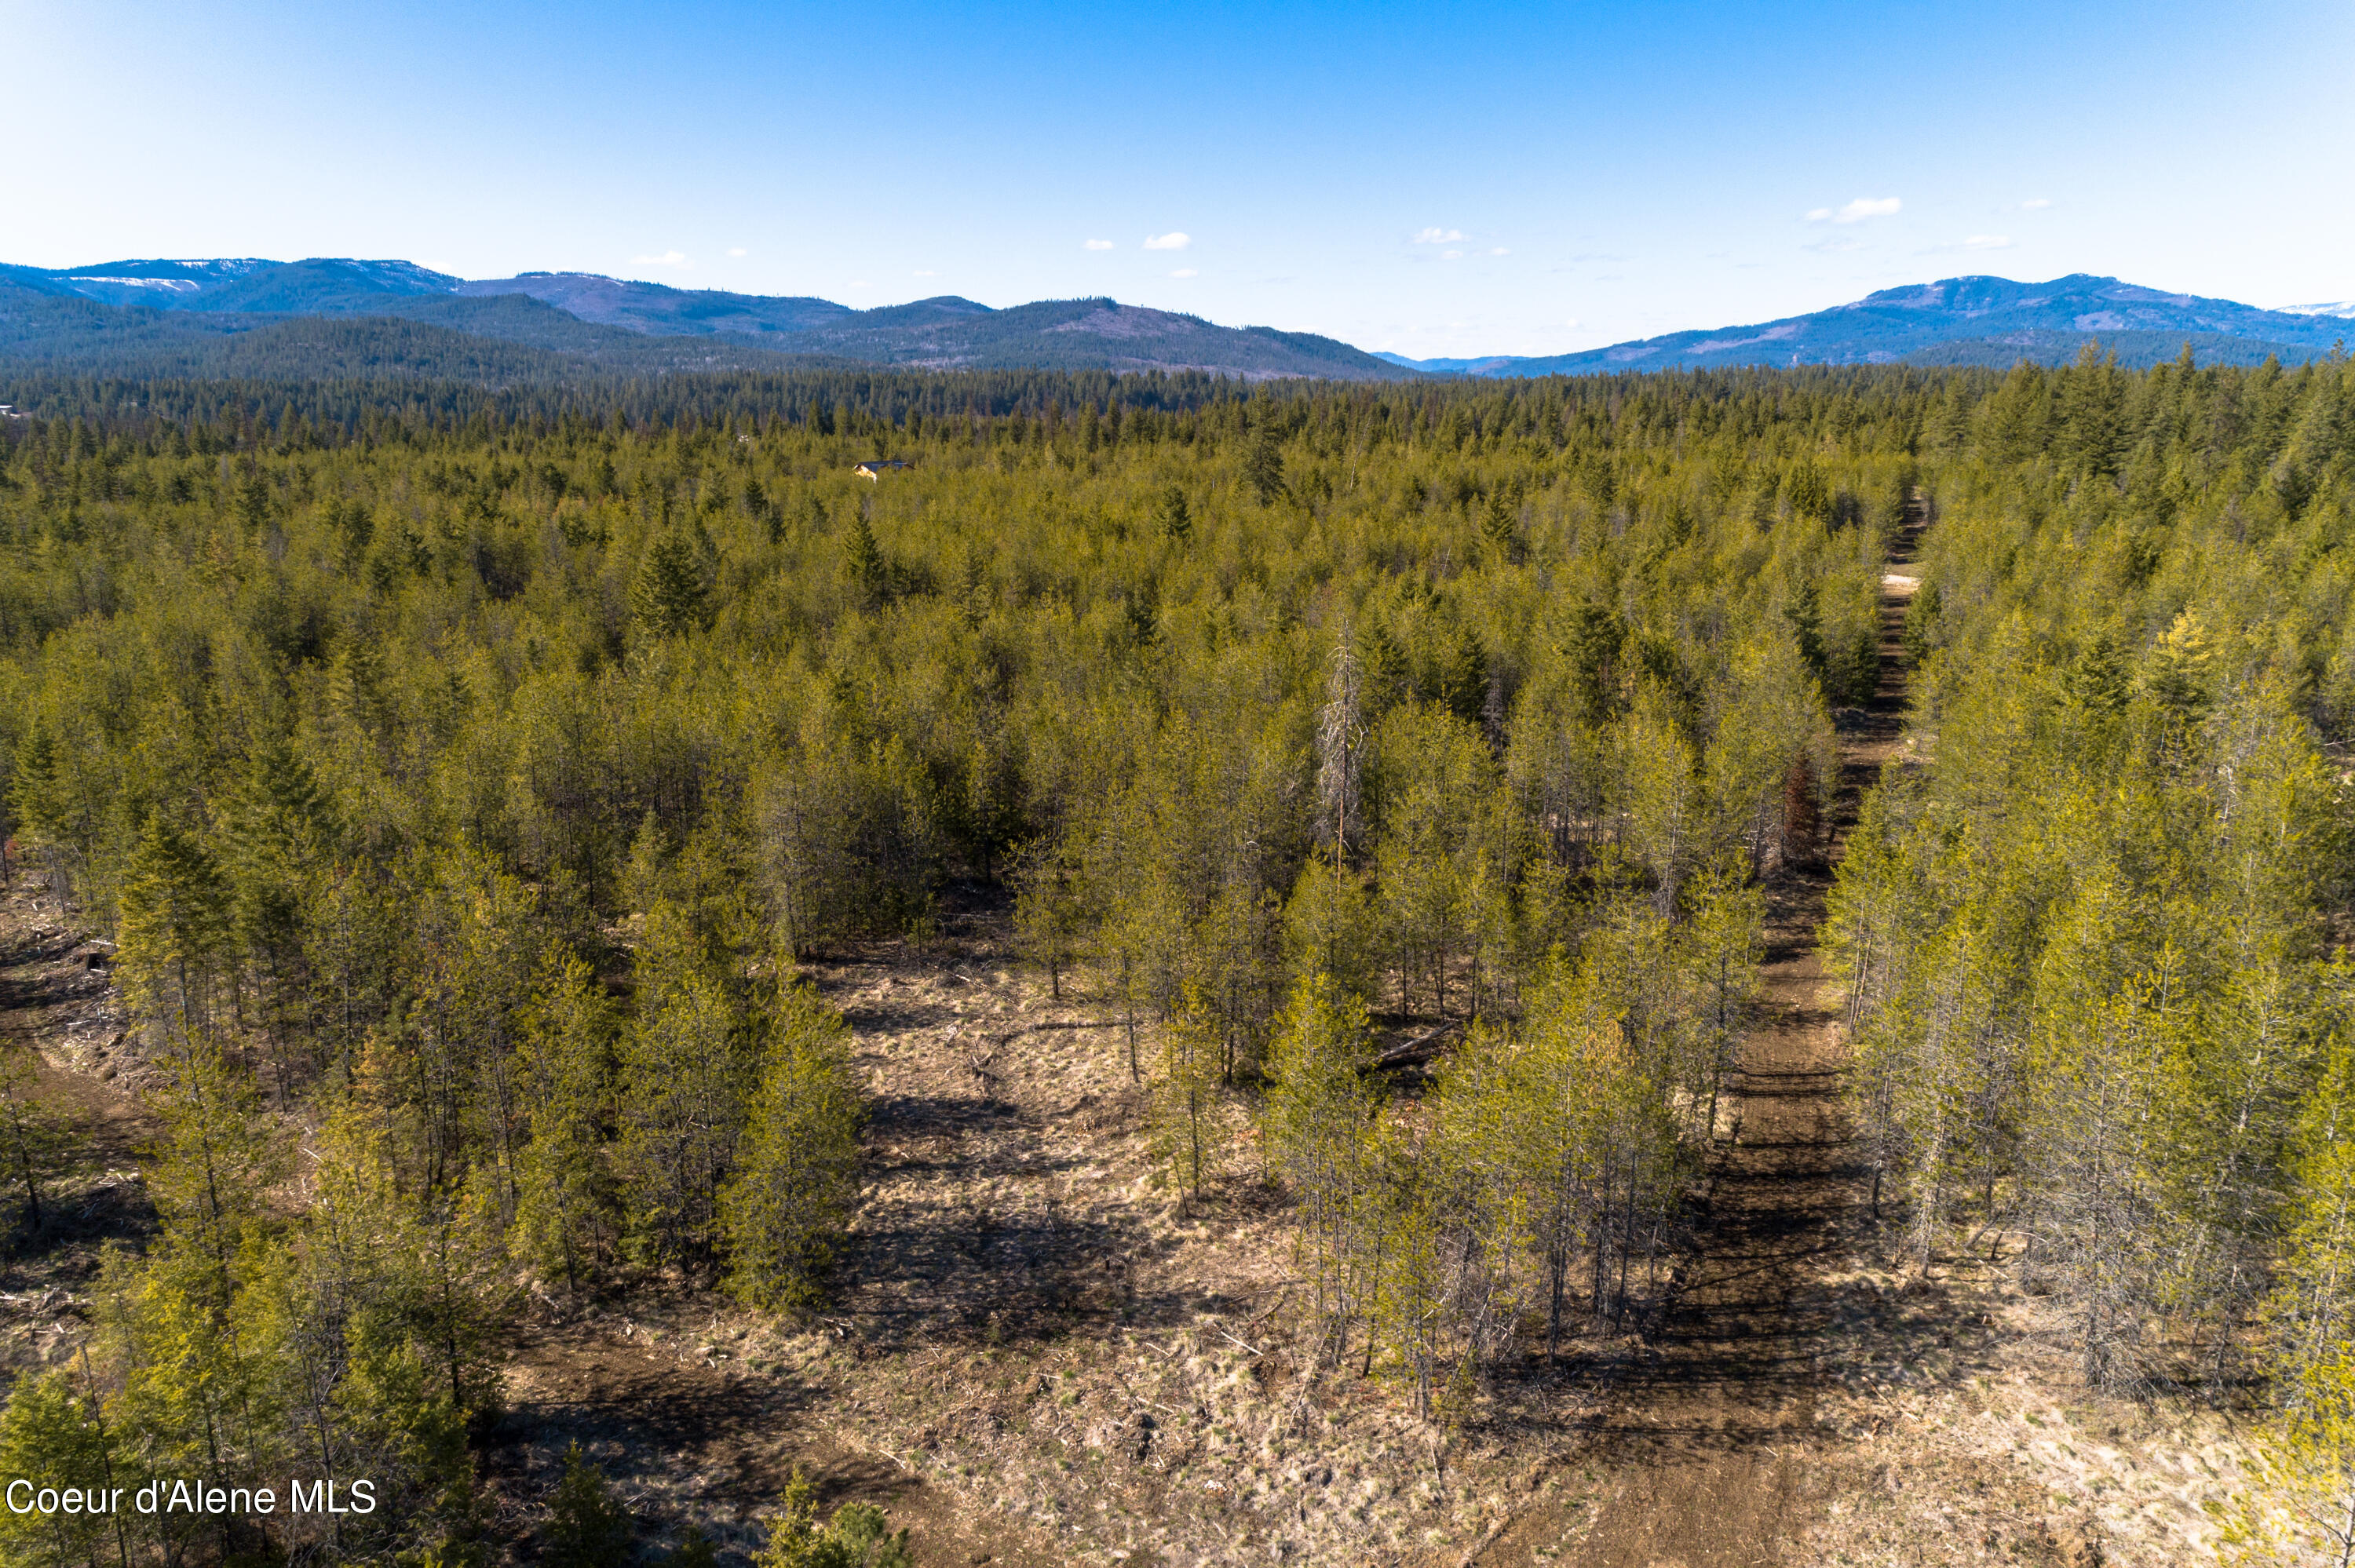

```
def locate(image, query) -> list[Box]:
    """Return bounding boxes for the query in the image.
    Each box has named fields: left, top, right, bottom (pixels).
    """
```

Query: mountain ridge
left=1387, top=274, right=2348, bottom=376
left=0, top=257, right=1405, bottom=381
left=2, top=259, right=2345, bottom=384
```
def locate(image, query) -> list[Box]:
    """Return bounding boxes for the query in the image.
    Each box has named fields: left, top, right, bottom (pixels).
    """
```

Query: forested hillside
left=1484, top=275, right=2350, bottom=375
left=0, top=261, right=1409, bottom=382
left=0, top=352, right=2347, bottom=1563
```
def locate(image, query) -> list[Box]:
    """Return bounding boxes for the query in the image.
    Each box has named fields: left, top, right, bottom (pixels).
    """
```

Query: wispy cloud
left=1804, top=236, right=1865, bottom=253
left=1143, top=232, right=1191, bottom=251
left=1169, top=267, right=1198, bottom=278
left=1083, top=239, right=1115, bottom=250
left=2021, top=197, right=2054, bottom=210
left=1488, top=246, right=1510, bottom=256
left=1960, top=234, right=2012, bottom=250
left=1440, top=249, right=1464, bottom=261
left=1414, top=227, right=1466, bottom=244
left=633, top=250, right=690, bottom=268
left=913, top=269, right=939, bottom=276
left=1806, top=197, right=1902, bottom=224
left=725, top=247, right=747, bottom=257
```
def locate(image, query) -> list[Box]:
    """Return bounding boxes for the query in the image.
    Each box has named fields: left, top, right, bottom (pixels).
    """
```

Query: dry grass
left=1772, top=1239, right=2266, bottom=1568
left=731, top=927, right=1605, bottom=1566
left=0, top=875, right=2305, bottom=1568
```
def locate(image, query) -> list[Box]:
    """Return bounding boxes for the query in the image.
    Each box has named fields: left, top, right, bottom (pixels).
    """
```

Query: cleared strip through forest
left=1486, top=513, right=1922, bottom=1568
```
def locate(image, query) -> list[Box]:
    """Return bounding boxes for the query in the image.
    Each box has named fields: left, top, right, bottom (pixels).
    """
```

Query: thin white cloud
left=633, top=250, right=690, bottom=268
left=1807, top=197, right=1902, bottom=224
left=1143, top=232, right=1191, bottom=250
left=1440, top=249, right=1464, bottom=261
left=1168, top=267, right=1198, bottom=278
left=726, top=247, right=748, bottom=257
left=1414, top=227, right=1466, bottom=244
left=913, top=269, right=939, bottom=277
left=1563, top=317, right=1579, bottom=328
left=1489, top=246, right=1510, bottom=256
left=1804, top=236, right=1865, bottom=253
left=2021, top=197, right=2054, bottom=210
left=1960, top=235, right=2012, bottom=250
left=1083, top=239, right=1115, bottom=250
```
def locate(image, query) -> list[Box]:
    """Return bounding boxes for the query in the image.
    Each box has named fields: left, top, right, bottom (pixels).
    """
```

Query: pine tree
left=0, top=1373, right=119, bottom=1568
left=632, top=531, right=710, bottom=639
left=1242, top=421, right=1285, bottom=505
left=842, top=509, right=891, bottom=603
left=618, top=903, right=750, bottom=1271
left=117, top=814, right=235, bottom=1050
left=1480, top=490, right=1519, bottom=563
left=1159, top=483, right=1192, bottom=541
left=225, top=735, right=334, bottom=1096
left=2221, top=1347, right=2355, bottom=1568
left=1280, top=853, right=1379, bottom=1004
left=719, top=980, right=865, bottom=1313
left=1261, top=973, right=1377, bottom=1362
left=542, top=1444, right=635, bottom=1568
left=754, top=1468, right=913, bottom=1568
left=148, top=1041, right=285, bottom=1282
left=1154, top=988, right=1225, bottom=1207
left=1012, top=841, right=1084, bottom=1001
left=516, top=953, right=623, bottom=1293
left=0, top=1045, right=64, bottom=1238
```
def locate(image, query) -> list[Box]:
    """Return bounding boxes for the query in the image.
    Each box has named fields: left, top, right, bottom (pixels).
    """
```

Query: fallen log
left=1367, top=1017, right=1465, bottom=1072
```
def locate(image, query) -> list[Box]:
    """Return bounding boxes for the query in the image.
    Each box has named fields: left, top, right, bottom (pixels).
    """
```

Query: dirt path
left=0, top=884, right=160, bottom=1380
left=1482, top=525, right=1923, bottom=1568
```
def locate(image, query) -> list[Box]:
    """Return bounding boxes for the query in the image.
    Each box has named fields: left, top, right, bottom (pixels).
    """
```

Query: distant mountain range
left=1, top=259, right=2346, bottom=385
left=1380, top=275, right=2352, bottom=376
left=0, top=257, right=1403, bottom=381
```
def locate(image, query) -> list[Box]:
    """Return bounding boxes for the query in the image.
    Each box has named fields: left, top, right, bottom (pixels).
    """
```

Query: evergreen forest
left=0, top=348, right=2349, bottom=1564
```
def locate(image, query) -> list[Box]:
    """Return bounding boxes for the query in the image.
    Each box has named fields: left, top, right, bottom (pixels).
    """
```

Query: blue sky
left=6, top=0, right=2350, bottom=356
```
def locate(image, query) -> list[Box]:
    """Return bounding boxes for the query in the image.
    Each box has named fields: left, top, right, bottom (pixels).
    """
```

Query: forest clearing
left=0, top=356, right=2347, bottom=1566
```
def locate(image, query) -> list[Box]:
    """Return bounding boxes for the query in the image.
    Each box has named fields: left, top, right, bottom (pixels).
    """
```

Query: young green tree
left=2220, top=1347, right=2355, bottom=1568
left=753, top=1468, right=912, bottom=1568
left=541, top=1443, right=635, bottom=1568
left=145, top=1041, right=285, bottom=1285
left=0, top=1373, right=121, bottom=1568
left=719, top=980, right=866, bottom=1313
left=1011, top=840, right=1085, bottom=1001
left=1241, top=420, right=1285, bottom=505
left=515, top=952, right=623, bottom=1293
left=1280, top=852, right=1381, bottom=1005
left=670, top=1526, right=720, bottom=1568
left=1679, top=867, right=1764, bottom=1144
left=0, top=1049, right=64, bottom=1236
left=1153, top=988, right=1225, bottom=1207
left=632, top=530, right=710, bottom=639
left=1261, top=972, right=1378, bottom=1362
left=1158, top=483, right=1192, bottom=542
left=116, top=814, right=235, bottom=1052
left=618, top=901, right=751, bottom=1271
